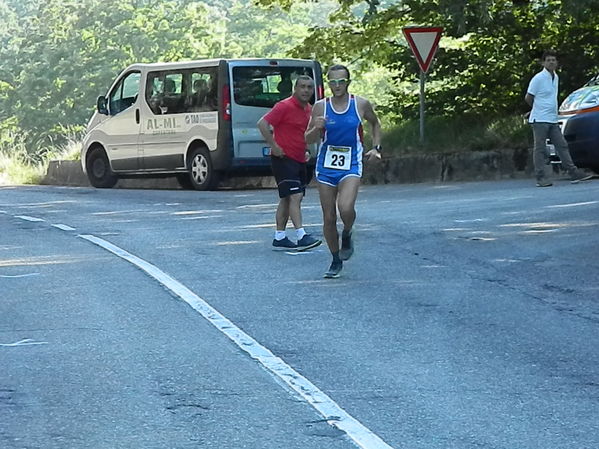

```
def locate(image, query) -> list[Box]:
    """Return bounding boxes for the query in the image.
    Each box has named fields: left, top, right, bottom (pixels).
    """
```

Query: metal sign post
left=419, top=71, right=425, bottom=143
left=402, top=26, right=443, bottom=144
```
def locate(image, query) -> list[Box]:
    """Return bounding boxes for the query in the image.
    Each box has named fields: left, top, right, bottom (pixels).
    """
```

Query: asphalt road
left=1, top=178, right=598, bottom=449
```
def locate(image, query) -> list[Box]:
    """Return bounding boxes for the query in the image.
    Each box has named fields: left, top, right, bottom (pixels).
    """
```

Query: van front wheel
left=86, top=146, right=117, bottom=188
left=187, top=146, right=220, bottom=190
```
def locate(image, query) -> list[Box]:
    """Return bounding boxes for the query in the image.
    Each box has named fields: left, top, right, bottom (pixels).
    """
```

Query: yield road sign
left=402, top=26, right=443, bottom=73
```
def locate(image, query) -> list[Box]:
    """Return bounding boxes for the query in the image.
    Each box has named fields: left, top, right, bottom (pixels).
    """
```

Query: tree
left=1, top=0, right=228, bottom=145
left=0, top=0, right=337, bottom=150
left=258, top=0, right=599, bottom=120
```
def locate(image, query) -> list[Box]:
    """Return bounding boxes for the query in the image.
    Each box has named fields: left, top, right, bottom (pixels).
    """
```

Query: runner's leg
left=337, top=176, right=359, bottom=260
left=317, top=182, right=339, bottom=253
left=337, top=176, right=360, bottom=233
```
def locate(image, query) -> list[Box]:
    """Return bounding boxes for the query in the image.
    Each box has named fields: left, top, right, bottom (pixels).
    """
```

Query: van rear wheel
left=86, top=146, right=117, bottom=188
left=187, top=146, right=220, bottom=190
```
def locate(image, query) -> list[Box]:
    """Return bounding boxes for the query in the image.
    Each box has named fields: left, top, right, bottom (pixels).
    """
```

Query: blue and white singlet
left=315, top=95, right=364, bottom=186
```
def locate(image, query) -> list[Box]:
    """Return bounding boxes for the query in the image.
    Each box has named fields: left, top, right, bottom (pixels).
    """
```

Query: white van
left=82, top=58, right=324, bottom=190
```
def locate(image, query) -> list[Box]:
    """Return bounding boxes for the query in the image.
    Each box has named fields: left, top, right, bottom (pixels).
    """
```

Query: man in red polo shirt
left=257, top=75, right=322, bottom=251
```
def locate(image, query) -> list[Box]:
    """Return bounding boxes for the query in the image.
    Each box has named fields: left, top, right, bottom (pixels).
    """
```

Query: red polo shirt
left=263, top=95, right=311, bottom=163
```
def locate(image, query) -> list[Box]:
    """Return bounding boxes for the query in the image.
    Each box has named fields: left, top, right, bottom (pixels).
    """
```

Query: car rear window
left=232, top=66, right=315, bottom=108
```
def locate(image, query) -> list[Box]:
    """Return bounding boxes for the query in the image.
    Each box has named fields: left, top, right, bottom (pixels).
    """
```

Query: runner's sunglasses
left=328, top=78, right=350, bottom=86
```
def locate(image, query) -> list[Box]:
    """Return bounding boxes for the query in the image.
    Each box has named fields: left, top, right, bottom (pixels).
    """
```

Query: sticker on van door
left=185, top=113, right=217, bottom=125
left=146, top=117, right=181, bottom=135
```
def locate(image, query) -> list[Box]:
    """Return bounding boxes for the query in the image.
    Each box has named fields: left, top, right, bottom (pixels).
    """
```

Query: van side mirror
left=97, top=96, right=108, bottom=115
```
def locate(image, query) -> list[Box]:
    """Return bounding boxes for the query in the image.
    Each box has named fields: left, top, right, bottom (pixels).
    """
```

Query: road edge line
left=78, top=233, right=395, bottom=449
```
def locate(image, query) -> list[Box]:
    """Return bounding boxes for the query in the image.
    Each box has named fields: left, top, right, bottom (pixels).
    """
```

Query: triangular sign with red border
left=402, top=27, right=443, bottom=73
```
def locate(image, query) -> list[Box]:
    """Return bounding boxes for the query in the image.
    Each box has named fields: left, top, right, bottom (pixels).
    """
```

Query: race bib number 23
left=323, top=145, right=351, bottom=170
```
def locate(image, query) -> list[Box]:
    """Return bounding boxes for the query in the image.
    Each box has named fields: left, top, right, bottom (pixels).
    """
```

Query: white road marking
left=79, top=233, right=395, bottom=449
left=180, top=215, right=223, bottom=220
left=172, top=210, right=224, bottom=215
left=0, top=338, right=48, bottom=347
left=236, top=203, right=279, bottom=209
left=0, top=273, right=40, bottom=278
left=454, top=218, right=487, bottom=223
left=52, top=224, right=76, bottom=231
left=214, top=240, right=261, bottom=246
left=547, top=201, right=598, bottom=208
left=15, top=215, right=45, bottom=222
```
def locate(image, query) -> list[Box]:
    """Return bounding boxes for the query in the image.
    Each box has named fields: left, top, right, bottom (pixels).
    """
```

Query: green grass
left=381, top=115, right=532, bottom=155
left=0, top=130, right=81, bottom=185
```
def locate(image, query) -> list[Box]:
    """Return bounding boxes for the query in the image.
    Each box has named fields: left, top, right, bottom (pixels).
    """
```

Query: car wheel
left=187, top=146, right=220, bottom=190
left=86, top=146, right=117, bottom=188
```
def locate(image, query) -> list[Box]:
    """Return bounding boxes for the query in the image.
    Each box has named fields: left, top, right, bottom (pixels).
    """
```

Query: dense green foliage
left=0, top=0, right=334, bottom=150
left=260, top=0, right=598, bottom=121
left=1, top=0, right=597, bottom=160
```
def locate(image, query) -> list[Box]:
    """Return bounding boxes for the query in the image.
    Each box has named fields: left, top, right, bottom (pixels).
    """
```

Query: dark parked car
left=558, top=74, right=599, bottom=173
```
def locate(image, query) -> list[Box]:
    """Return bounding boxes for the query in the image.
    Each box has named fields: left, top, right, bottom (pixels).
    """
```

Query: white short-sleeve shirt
left=527, top=68, right=559, bottom=123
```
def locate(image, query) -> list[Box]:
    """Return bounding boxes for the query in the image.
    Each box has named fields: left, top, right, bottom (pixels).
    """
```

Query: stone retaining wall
left=363, top=148, right=533, bottom=184
left=43, top=148, right=534, bottom=190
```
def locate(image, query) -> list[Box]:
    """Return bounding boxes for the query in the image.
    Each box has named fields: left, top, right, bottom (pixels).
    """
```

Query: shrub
left=381, top=114, right=532, bottom=155
left=0, top=129, right=82, bottom=185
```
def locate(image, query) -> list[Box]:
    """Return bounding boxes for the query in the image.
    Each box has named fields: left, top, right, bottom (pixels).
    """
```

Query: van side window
left=145, top=71, right=185, bottom=115
left=146, top=73, right=163, bottom=115
left=232, top=66, right=314, bottom=108
left=108, top=71, right=140, bottom=115
left=186, top=68, right=218, bottom=112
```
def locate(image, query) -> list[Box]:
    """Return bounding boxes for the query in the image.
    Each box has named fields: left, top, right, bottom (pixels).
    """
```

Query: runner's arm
left=360, top=97, right=382, bottom=160
left=305, top=100, right=326, bottom=144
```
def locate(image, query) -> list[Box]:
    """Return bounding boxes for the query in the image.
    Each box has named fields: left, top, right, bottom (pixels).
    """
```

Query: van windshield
left=233, top=66, right=315, bottom=108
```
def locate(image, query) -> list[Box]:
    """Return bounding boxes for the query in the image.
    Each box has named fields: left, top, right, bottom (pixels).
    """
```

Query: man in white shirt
left=525, top=50, right=592, bottom=187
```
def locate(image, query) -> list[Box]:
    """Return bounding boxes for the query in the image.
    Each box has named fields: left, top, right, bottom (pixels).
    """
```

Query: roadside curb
left=43, top=148, right=534, bottom=190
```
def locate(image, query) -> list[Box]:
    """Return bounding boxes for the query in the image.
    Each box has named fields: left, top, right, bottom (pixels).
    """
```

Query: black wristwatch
left=372, top=145, right=382, bottom=153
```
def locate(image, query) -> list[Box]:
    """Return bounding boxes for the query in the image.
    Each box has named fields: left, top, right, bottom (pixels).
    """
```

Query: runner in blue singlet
left=305, top=64, right=382, bottom=279
left=315, top=95, right=364, bottom=186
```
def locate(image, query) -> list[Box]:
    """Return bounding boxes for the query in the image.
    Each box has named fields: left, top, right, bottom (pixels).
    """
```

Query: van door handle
left=135, top=109, right=140, bottom=124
